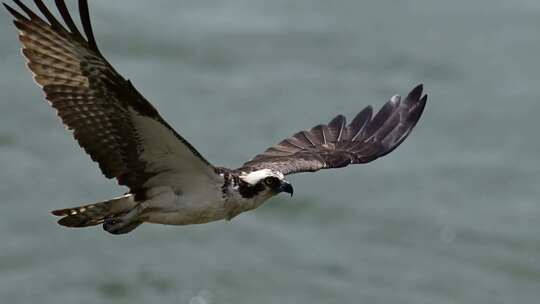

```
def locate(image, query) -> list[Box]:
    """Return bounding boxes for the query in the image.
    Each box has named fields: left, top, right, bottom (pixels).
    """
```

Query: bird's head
left=238, top=169, right=293, bottom=198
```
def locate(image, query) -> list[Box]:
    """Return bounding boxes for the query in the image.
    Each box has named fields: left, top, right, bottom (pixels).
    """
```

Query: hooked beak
left=279, top=182, right=294, bottom=197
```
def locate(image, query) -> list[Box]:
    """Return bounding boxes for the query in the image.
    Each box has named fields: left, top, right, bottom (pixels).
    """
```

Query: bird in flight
left=4, top=0, right=427, bottom=234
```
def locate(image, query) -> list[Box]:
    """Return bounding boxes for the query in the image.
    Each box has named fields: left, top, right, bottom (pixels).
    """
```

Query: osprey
left=4, top=0, right=427, bottom=234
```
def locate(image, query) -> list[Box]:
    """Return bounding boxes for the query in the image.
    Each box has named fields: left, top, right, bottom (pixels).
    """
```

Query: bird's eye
left=263, top=177, right=280, bottom=187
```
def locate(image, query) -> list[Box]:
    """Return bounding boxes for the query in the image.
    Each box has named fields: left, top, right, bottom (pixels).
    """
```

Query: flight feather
left=4, top=0, right=216, bottom=193
left=238, top=85, right=427, bottom=175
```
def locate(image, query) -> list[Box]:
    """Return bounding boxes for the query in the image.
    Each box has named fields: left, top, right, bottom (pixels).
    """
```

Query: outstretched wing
left=5, top=0, right=218, bottom=193
left=238, top=85, right=427, bottom=175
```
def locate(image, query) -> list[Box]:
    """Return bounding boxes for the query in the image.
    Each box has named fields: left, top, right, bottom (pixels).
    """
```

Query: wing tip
left=78, top=0, right=100, bottom=53
left=3, top=1, right=25, bottom=20
left=54, top=0, right=82, bottom=36
left=420, top=93, right=428, bottom=103
left=407, top=83, right=424, bottom=102
left=413, top=93, right=428, bottom=119
left=328, top=113, right=346, bottom=125
left=14, top=0, right=41, bottom=20
left=390, top=94, right=401, bottom=104
left=5, top=0, right=100, bottom=54
left=364, top=104, right=374, bottom=113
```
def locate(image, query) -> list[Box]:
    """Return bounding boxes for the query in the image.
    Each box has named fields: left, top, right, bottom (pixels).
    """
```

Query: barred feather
left=4, top=0, right=216, bottom=193
left=52, top=195, right=136, bottom=227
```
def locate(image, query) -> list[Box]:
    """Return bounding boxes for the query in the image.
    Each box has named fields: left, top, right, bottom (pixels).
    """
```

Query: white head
left=238, top=169, right=293, bottom=198
left=240, top=169, right=284, bottom=185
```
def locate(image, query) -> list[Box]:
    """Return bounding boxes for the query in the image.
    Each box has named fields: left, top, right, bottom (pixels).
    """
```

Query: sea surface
left=0, top=0, right=539, bottom=303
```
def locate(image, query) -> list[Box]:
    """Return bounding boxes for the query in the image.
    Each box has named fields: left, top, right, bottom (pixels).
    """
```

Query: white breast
left=141, top=169, right=273, bottom=225
left=140, top=180, right=227, bottom=225
left=139, top=177, right=269, bottom=225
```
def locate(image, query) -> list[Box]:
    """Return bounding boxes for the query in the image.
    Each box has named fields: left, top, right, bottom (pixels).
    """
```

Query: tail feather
left=52, top=194, right=136, bottom=228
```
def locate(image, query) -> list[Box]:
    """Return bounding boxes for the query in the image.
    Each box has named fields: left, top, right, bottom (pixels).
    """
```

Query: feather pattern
left=4, top=0, right=217, bottom=192
left=238, top=85, right=427, bottom=175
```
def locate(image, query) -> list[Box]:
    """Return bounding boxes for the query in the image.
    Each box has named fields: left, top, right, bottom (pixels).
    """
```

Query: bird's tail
left=51, top=194, right=137, bottom=228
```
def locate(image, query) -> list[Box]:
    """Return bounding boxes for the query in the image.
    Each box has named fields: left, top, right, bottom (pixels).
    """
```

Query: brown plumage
left=4, top=0, right=214, bottom=193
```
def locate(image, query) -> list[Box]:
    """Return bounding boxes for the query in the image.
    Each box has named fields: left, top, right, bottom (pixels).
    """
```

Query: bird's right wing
left=5, top=0, right=220, bottom=193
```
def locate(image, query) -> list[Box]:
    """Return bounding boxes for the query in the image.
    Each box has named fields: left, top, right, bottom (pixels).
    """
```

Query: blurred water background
left=1, top=0, right=539, bottom=303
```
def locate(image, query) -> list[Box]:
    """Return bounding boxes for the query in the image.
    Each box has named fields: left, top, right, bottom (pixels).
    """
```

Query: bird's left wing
left=237, top=85, right=427, bottom=175
left=4, top=0, right=219, bottom=193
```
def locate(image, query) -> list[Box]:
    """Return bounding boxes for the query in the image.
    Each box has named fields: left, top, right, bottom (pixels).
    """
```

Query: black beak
left=279, top=182, right=294, bottom=197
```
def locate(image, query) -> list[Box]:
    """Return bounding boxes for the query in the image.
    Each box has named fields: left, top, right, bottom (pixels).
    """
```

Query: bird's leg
left=103, top=203, right=144, bottom=234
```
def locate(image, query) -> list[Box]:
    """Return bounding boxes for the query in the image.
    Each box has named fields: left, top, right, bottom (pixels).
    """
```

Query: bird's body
left=135, top=169, right=279, bottom=226
left=53, top=168, right=285, bottom=233
left=4, top=0, right=427, bottom=234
